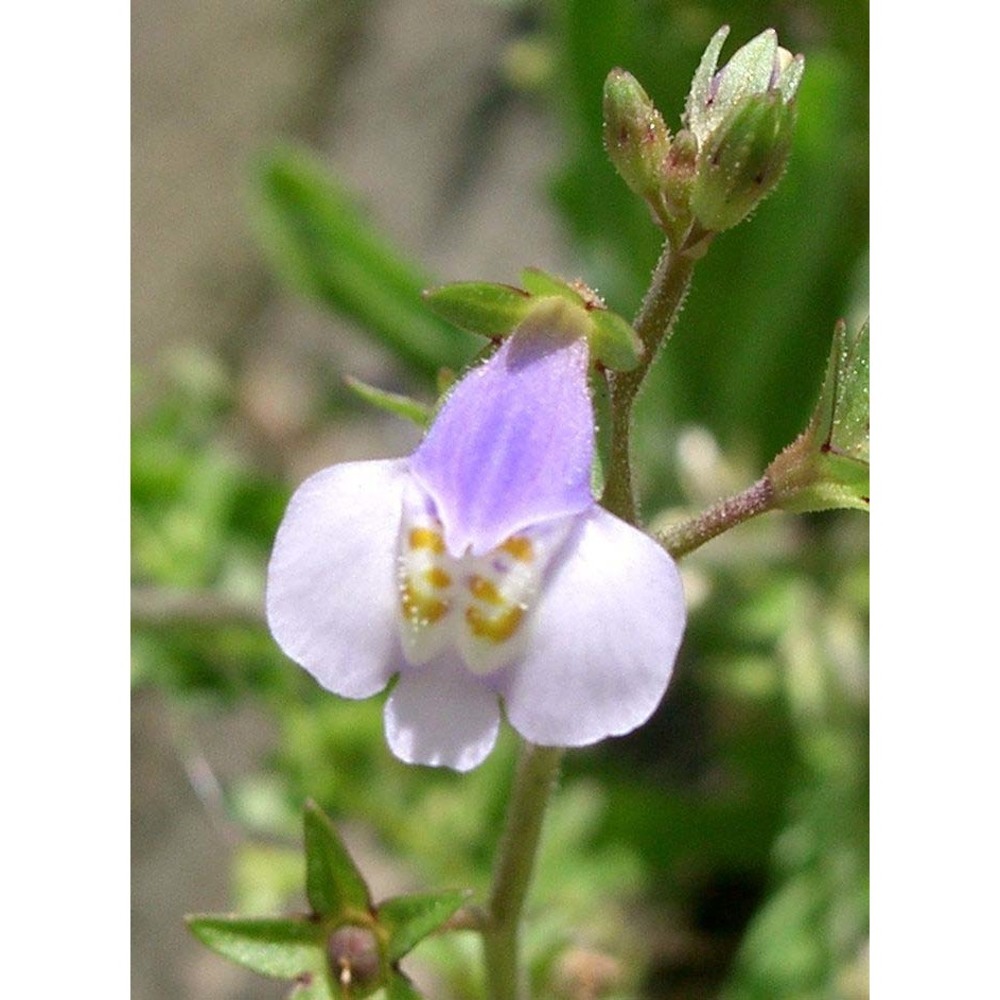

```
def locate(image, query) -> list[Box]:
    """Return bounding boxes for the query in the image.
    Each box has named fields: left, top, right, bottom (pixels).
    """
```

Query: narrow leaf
left=304, top=800, right=372, bottom=917
left=186, top=915, right=323, bottom=979
left=343, top=376, right=432, bottom=428
left=251, top=148, right=474, bottom=380
left=378, top=890, right=470, bottom=962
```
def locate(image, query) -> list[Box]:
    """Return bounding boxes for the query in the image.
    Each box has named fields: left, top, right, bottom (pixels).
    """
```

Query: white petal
left=500, top=507, right=686, bottom=747
left=384, top=661, right=500, bottom=772
left=266, top=459, right=409, bottom=698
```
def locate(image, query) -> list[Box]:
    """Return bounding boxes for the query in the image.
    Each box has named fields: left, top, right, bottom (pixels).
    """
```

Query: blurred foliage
left=133, top=1, right=868, bottom=997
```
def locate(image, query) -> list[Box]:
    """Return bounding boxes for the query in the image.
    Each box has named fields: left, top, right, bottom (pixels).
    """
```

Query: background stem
left=483, top=742, right=564, bottom=1000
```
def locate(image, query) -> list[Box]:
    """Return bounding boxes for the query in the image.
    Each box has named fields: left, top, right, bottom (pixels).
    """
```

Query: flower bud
left=326, top=925, right=383, bottom=995
left=603, top=68, right=672, bottom=202
left=683, top=26, right=804, bottom=232
left=689, top=90, right=797, bottom=232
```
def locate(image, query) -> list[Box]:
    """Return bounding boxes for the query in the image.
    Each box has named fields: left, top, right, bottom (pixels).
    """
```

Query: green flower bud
left=603, top=68, right=672, bottom=201
left=683, top=26, right=804, bottom=232
left=689, top=90, right=797, bottom=232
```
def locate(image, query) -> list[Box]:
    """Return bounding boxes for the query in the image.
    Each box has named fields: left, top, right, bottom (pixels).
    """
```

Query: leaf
left=422, top=282, right=534, bottom=337
left=767, top=318, right=869, bottom=513
left=304, top=800, right=373, bottom=917
left=378, top=890, right=470, bottom=962
left=186, top=915, right=323, bottom=979
left=386, top=971, right=425, bottom=1000
left=824, top=318, right=869, bottom=465
left=251, top=148, right=474, bottom=380
left=343, top=376, right=432, bottom=428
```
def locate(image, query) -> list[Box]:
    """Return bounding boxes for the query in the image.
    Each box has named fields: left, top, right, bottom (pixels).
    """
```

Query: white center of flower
left=397, top=500, right=570, bottom=675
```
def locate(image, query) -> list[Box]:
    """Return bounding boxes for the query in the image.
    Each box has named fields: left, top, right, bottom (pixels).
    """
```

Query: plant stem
left=658, top=475, right=776, bottom=559
left=483, top=742, right=564, bottom=1000
left=602, top=233, right=703, bottom=523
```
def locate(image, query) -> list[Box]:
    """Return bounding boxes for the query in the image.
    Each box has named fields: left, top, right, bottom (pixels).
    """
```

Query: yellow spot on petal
left=409, top=527, right=445, bottom=553
left=468, top=574, right=503, bottom=605
left=500, top=536, right=534, bottom=562
left=401, top=579, right=449, bottom=625
left=465, top=604, right=524, bottom=644
left=423, top=567, right=452, bottom=589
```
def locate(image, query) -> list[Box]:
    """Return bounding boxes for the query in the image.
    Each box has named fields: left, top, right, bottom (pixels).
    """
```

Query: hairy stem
left=483, top=742, right=564, bottom=1000
left=601, top=232, right=704, bottom=523
left=658, top=475, right=776, bottom=559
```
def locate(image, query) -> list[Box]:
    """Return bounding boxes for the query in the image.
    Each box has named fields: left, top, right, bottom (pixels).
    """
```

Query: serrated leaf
left=826, top=318, right=869, bottom=465
left=304, top=800, right=372, bottom=917
left=251, top=148, right=473, bottom=380
left=378, top=890, right=469, bottom=962
left=588, top=308, right=643, bottom=371
left=423, top=282, right=533, bottom=337
left=768, top=318, right=870, bottom=513
left=344, top=377, right=432, bottom=428
left=186, top=915, right=323, bottom=979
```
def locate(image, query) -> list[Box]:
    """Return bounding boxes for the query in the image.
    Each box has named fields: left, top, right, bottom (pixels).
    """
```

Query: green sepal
left=344, top=376, right=432, bottom=428
left=690, top=92, right=797, bottom=233
left=378, top=890, right=470, bottom=963
left=684, top=25, right=730, bottom=139
left=304, top=799, right=373, bottom=917
left=519, top=267, right=585, bottom=303
left=767, top=319, right=870, bottom=513
left=185, top=915, right=324, bottom=980
left=588, top=308, right=643, bottom=371
left=386, top=971, right=425, bottom=1000
left=520, top=269, right=642, bottom=372
left=422, top=282, right=534, bottom=337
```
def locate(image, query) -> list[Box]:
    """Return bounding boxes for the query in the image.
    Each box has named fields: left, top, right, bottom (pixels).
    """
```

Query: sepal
left=424, top=271, right=642, bottom=372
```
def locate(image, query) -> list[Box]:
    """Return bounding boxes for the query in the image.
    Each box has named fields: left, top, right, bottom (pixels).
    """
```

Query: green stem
left=658, top=475, right=776, bottom=559
left=602, top=232, right=704, bottom=523
left=483, top=742, right=564, bottom=1000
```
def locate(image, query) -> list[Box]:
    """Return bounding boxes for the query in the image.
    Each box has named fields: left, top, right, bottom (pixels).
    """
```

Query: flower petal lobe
left=266, top=460, right=408, bottom=698
left=500, top=507, right=686, bottom=747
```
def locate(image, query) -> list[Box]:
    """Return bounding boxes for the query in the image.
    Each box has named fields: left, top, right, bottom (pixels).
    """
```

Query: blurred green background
left=132, top=0, right=868, bottom=997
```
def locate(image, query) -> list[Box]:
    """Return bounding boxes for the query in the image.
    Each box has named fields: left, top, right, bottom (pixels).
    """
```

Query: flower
left=266, top=298, right=686, bottom=771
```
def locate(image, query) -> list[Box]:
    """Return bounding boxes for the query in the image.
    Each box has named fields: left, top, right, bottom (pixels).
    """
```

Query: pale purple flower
left=266, top=310, right=686, bottom=771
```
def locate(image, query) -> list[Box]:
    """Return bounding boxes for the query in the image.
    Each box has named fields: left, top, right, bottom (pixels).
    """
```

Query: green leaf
left=386, top=971, right=425, bottom=1000
left=343, top=376, right=432, bottom=428
left=767, top=318, right=869, bottom=513
left=378, top=890, right=470, bottom=962
left=186, top=915, right=323, bottom=979
left=422, top=282, right=534, bottom=337
left=824, top=317, right=869, bottom=465
left=304, top=800, right=372, bottom=917
left=251, top=148, right=474, bottom=381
